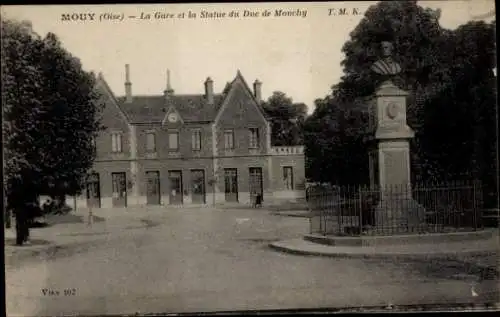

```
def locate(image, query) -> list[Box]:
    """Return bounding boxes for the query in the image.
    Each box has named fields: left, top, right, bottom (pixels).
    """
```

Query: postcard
left=2, top=1, right=498, bottom=316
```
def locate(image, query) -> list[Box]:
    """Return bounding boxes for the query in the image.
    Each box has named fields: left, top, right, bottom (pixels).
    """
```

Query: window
left=249, top=128, right=259, bottom=149
left=111, top=172, right=126, bottom=198
left=283, top=166, right=294, bottom=190
left=111, top=132, right=123, bottom=153
left=224, top=129, right=234, bottom=150
left=192, top=129, right=201, bottom=151
left=146, top=132, right=156, bottom=152
left=168, top=131, right=179, bottom=151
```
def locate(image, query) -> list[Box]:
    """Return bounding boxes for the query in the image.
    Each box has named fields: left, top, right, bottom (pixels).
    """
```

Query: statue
left=370, top=41, right=402, bottom=76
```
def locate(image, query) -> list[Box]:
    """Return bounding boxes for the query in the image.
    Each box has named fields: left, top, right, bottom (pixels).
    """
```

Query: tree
left=337, top=1, right=445, bottom=99
left=305, top=1, right=446, bottom=185
left=304, top=97, right=369, bottom=185
left=304, top=0, right=497, bottom=206
left=2, top=20, right=44, bottom=244
left=417, top=20, right=497, bottom=206
left=262, top=91, right=308, bottom=146
left=2, top=19, right=104, bottom=244
left=35, top=32, right=103, bottom=199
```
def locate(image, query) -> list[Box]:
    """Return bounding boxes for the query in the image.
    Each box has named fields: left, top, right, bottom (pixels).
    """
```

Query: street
left=5, top=207, right=497, bottom=315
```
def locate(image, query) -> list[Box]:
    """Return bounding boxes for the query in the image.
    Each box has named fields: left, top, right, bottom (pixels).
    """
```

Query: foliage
left=304, top=0, right=497, bottom=205
left=2, top=18, right=104, bottom=224
left=35, top=32, right=104, bottom=197
left=40, top=197, right=72, bottom=216
left=262, top=91, right=308, bottom=146
left=304, top=97, right=369, bottom=185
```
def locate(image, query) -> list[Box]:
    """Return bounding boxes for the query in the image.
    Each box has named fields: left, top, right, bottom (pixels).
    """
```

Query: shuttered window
left=168, top=131, right=179, bottom=151
left=111, top=132, right=123, bottom=153
left=249, top=128, right=259, bottom=149
left=146, top=132, right=156, bottom=152
left=192, top=129, right=201, bottom=151
left=224, top=129, right=234, bottom=150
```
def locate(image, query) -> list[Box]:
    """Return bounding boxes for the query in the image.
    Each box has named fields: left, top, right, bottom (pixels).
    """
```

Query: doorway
left=168, top=170, right=183, bottom=205
left=249, top=167, right=263, bottom=201
left=191, top=170, right=206, bottom=204
left=146, top=171, right=161, bottom=205
left=224, top=168, right=238, bottom=202
left=86, top=173, right=101, bottom=208
left=111, top=172, right=127, bottom=207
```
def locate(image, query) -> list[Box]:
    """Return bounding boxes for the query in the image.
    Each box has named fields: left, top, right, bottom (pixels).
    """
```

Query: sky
left=1, top=1, right=496, bottom=114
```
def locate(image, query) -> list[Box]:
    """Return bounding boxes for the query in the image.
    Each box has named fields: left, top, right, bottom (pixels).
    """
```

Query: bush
left=41, top=196, right=72, bottom=215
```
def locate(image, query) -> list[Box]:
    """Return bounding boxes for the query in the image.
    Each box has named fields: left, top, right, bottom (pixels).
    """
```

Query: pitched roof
left=219, top=70, right=270, bottom=123
left=117, top=94, right=225, bottom=123
left=105, top=71, right=270, bottom=124
left=96, top=73, right=132, bottom=123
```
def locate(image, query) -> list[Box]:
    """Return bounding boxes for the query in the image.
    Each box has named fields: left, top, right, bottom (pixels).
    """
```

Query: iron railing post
left=358, top=185, right=363, bottom=235
left=337, top=189, right=341, bottom=235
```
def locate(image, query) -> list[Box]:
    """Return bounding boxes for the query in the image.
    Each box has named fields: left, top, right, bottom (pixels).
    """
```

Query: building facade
left=76, top=65, right=305, bottom=208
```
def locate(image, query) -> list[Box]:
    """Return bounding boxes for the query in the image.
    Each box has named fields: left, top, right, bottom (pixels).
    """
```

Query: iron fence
left=308, top=181, right=483, bottom=236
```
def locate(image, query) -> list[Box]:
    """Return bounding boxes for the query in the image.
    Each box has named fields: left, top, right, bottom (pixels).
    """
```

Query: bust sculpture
left=370, top=41, right=402, bottom=76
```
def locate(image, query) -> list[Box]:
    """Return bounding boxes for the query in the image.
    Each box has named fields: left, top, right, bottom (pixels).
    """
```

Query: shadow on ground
left=139, top=219, right=162, bottom=229
left=46, top=214, right=106, bottom=225
left=364, top=256, right=499, bottom=285
left=57, top=218, right=162, bottom=236
left=29, top=214, right=106, bottom=228
left=240, top=238, right=281, bottom=243
left=4, top=238, right=51, bottom=247
left=122, top=218, right=163, bottom=230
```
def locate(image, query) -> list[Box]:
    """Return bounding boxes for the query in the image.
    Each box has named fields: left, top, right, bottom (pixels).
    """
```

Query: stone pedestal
left=373, top=192, right=426, bottom=232
left=371, top=80, right=426, bottom=231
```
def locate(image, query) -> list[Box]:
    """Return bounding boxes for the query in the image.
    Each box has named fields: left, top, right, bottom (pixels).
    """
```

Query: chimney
left=125, top=64, right=132, bottom=103
left=253, top=79, right=262, bottom=102
left=164, top=69, right=174, bottom=99
left=204, top=77, right=214, bottom=105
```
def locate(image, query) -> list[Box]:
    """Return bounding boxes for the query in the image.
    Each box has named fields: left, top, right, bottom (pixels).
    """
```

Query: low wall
left=310, top=215, right=361, bottom=235
left=304, top=229, right=497, bottom=246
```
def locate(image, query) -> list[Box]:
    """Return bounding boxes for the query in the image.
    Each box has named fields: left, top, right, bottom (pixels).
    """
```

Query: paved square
left=5, top=207, right=498, bottom=315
